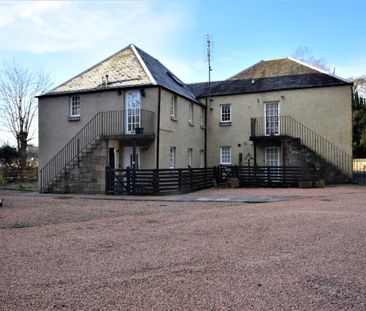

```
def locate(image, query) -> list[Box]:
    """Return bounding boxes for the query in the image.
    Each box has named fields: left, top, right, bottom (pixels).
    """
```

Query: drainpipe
left=156, top=87, right=161, bottom=169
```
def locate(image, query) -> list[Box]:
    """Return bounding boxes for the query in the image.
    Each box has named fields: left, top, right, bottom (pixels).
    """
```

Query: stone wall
left=284, top=138, right=350, bottom=184
left=52, top=139, right=108, bottom=194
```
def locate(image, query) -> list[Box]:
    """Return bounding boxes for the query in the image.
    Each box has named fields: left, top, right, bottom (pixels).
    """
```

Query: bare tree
left=0, top=62, right=52, bottom=168
left=292, top=46, right=331, bottom=73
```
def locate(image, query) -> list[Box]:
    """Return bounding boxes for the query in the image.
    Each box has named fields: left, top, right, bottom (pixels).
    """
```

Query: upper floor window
left=171, top=95, right=177, bottom=119
left=169, top=146, right=176, bottom=169
left=220, top=104, right=231, bottom=123
left=189, top=102, right=193, bottom=125
left=220, top=146, right=231, bottom=165
left=200, top=106, right=205, bottom=127
left=70, top=96, right=80, bottom=117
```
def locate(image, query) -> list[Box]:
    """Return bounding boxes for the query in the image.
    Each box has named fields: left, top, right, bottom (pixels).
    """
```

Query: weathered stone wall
left=52, top=139, right=108, bottom=194
left=284, top=138, right=350, bottom=184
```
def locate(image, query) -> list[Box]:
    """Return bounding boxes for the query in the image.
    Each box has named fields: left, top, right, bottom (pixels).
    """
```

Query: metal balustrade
left=40, top=109, right=154, bottom=192
left=250, top=116, right=353, bottom=176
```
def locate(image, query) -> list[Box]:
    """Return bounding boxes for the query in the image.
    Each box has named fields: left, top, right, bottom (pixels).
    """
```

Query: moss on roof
left=230, top=58, right=318, bottom=80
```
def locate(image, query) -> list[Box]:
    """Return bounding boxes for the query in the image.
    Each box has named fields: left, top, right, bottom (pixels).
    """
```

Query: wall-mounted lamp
left=117, top=90, right=122, bottom=96
left=140, top=88, right=145, bottom=97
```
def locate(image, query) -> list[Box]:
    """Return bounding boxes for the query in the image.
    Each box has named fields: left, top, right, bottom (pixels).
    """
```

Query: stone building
left=38, top=45, right=352, bottom=193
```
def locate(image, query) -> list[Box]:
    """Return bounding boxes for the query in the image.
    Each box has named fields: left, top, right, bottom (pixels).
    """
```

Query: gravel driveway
left=1, top=185, right=366, bottom=310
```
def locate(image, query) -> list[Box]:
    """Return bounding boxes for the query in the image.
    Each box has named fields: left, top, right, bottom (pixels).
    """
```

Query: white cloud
left=0, top=1, right=191, bottom=54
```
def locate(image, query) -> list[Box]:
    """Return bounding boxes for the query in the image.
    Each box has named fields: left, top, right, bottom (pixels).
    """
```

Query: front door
left=125, top=91, right=141, bottom=134
left=264, top=147, right=280, bottom=166
left=123, top=146, right=141, bottom=169
left=264, top=102, right=280, bottom=135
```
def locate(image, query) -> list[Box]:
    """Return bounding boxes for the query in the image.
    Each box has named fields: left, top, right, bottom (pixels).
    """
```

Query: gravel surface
left=1, top=185, right=366, bottom=310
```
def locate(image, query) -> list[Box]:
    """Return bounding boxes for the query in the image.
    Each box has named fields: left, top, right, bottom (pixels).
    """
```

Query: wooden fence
left=106, top=165, right=320, bottom=195
left=106, top=167, right=216, bottom=195
left=0, top=167, right=38, bottom=183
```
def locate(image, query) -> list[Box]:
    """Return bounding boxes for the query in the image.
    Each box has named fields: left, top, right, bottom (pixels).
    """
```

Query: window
left=220, top=146, right=231, bottom=165
left=188, top=148, right=192, bottom=167
left=220, top=104, right=231, bottom=123
left=200, top=150, right=204, bottom=168
left=169, top=147, right=176, bottom=169
left=125, top=91, right=141, bottom=134
left=200, top=106, right=205, bottom=127
left=189, top=102, right=193, bottom=124
left=264, top=101, right=280, bottom=135
left=170, top=95, right=177, bottom=119
left=70, top=96, right=80, bottom=117
left=264, top=147, right=280, bottom=166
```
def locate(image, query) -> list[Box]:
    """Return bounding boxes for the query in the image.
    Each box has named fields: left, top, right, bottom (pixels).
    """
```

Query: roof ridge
left=287, top=57, right=352, bottom=83
left=131, top=44, right=157, bottom=85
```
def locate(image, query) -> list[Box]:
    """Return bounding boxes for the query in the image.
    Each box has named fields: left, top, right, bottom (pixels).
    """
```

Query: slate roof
left=134, top=46, right=197, bottom=102
left=40, top=44, right=197, bottom=102
left=188, top=73, right=352, bottom=98
left=229, top=58, right=320, bottom=80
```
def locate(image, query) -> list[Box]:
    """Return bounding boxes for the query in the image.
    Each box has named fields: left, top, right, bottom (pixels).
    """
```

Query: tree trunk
left=17, top=131, right=28, bottom=168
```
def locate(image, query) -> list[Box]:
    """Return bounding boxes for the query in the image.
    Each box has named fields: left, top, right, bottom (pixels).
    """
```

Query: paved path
left=0, top=189, right=308, bottom=203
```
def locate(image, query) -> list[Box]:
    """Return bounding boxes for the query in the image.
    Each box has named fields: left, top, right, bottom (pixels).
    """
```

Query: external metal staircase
left=39, top=109, right=154, bottom=192
left=250, top=115, right=353, bottom=177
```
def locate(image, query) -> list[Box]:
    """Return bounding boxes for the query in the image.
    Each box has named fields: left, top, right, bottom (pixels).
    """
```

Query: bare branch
left=0, top=61, right=52, bottom=167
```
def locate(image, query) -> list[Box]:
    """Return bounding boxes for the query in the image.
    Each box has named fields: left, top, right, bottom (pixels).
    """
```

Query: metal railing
left=40, top=109, right=154, bottom=192
left=251, top=116, right=353, bottom=176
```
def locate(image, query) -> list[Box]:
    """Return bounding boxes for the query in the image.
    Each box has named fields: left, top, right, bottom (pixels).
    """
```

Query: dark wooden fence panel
left=106, top=165, right=320, bottom=195
left=106, top=167, right=215, bottom=195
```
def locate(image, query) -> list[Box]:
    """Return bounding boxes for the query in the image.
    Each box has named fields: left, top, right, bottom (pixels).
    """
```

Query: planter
left=298, top=180, right=313, bottom=188
left=314, top=179, right=325, bottom=188
left=135, top=127, right=144, bottom=134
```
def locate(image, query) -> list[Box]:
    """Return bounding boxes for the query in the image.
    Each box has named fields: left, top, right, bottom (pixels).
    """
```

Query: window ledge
left=219, top=121, right=231, bottom=126
left=171, top=116, right=178, bottom=122
left=68, top=116, right=80, bottom=121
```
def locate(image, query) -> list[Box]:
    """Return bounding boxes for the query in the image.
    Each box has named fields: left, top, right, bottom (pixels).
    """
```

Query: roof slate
left=49, top=46, right=151, bottom=94
left=43, top=44, right=197, bottom=102
left=188, top=73, right=352, bottom=98
left=230, top=58, right=320, bottom=80
left=134, top=46, right=197, bottom=102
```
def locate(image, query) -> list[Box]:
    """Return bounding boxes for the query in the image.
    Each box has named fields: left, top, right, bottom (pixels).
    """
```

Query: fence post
left=178, top=169, right=182, bottom=191
left=126, top=167, right=131, bottom=194
left=153, top=169, right=159, bottom=194
left=190, top=168, right=194, bottom=191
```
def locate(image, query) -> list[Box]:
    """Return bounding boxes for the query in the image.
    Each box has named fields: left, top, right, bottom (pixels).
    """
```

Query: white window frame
left=170, top=95, right=177, bottom=119
left=200, top=106, right=205, bottom=127
left=220, top=146, right=231, bottom=165
left=70, top=96, right=80, bottom=117
left=169, top=146, right=176, bottom=169
left=220, top=104, right=231, bottom=123
left=200, top=149, right=204, bottom=168
left=264, top=147, right=280, bottom=166
left=188, top=148, right=193, bottom=167
left=264, top=101, right=280, bottom=136
left=189, top=102, right=193, bottom=124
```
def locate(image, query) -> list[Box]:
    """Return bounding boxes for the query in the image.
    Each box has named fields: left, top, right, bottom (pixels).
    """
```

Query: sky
left=0, top=0, right=365, bottom=145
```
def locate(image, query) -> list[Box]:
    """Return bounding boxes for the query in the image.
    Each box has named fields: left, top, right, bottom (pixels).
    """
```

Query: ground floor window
left=264, top=147, right=280, bottom=166
left=200, top=150, right=204, bottom=168
left=220, top=146, right=231, bottom=165
left=187, top=148, right=192, bottom=167
left=169, top=146, right=176, bottom=169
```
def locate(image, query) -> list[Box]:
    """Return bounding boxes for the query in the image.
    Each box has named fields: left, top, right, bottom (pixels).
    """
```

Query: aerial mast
left=207, top=34, right=212, bottom=100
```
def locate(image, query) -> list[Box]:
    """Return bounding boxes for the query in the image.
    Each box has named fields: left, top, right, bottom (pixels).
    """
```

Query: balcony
left=250, top=116, right=292, bottom=142
left=100, top=109, right=155, bottom=144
